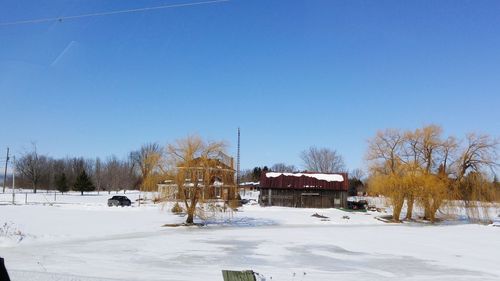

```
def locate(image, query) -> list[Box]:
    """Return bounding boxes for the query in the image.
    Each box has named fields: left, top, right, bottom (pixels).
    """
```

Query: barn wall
left=259, top=188, right=347, bottom=208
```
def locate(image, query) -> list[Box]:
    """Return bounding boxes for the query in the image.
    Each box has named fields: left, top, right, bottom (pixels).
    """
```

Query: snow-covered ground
left=1, top=189, right=499, bottom=281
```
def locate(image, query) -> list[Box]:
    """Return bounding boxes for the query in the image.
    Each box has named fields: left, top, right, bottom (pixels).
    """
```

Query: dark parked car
left=240, top=198, right=258, bottom=205
left=347, top=200, right=368, bottom=210
left=108, top=196, right=131, bottom=207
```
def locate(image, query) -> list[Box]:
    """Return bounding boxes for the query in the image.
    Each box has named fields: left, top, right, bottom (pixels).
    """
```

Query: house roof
left=178, top=157, right=234, bottom=171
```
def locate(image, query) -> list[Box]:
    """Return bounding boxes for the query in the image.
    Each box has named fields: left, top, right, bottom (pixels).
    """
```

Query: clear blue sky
left=1, top=0, right=499, bottom=171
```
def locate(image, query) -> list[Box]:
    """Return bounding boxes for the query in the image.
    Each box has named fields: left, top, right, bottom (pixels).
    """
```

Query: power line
left=0, top=0, right=230, bottom=27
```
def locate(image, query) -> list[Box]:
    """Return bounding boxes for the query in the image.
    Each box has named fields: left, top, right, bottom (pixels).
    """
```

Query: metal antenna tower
left=236, top=127, right=241, bottom=187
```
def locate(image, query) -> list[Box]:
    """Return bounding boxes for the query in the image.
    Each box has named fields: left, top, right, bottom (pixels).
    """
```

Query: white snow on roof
left=265, top=172, right=344, bottom=182
left=240, top=181, right=259, bottom=186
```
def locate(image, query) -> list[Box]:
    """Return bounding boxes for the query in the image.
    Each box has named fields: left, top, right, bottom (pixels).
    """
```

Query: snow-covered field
left=1, top=190, right=499, bottom=281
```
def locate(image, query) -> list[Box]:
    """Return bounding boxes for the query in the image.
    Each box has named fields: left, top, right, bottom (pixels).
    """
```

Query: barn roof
left=260, top=172, right=348, bottom=191
left=265, top=172, right=344, bottom=182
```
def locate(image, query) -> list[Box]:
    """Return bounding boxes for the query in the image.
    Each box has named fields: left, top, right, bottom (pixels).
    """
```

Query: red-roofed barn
left=259, top=172, right=349, bottom=208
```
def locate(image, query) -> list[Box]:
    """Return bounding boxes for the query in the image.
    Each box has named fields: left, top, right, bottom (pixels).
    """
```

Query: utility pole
left=12, top=156, right=15, bottom=204
left=2, top=147, right=9, bottom=193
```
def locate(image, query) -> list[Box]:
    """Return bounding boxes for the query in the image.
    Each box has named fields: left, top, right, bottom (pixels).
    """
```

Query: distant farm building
left=238, top=181, right=259, bottom=194
left=259, top=172, right=348, bottom=208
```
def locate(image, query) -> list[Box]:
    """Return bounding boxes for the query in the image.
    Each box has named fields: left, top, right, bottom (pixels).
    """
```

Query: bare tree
left=51, top=159, right=66, bottom=181
left=300, top=146, right=345, bottom=173
left=70, top=157, right=87, bottom=183
left=435, top=136, right=459, bottom=177
left=40, top=157, right=55, bottom=191
left=16, top=144, right=44, bottom=193
left=350, top=168, right=365, bottom=180
left=240, top=167, right=266, bottom=182
left=270, top=163, right=296, bottom=173
left=239, top=169, right=254, bottom=183
left=102, top=156, right=135, bottom=192
left=454, top=134, right=499, bottom=219
left=417, top=125, right=443, bottom=173
left=348, top=168, right=366, bottom=196
left=94, top=157, right=103, bottom=194
left=366, top=129, right=404, bottom=175
left=455, top=133, right=498, bottom=179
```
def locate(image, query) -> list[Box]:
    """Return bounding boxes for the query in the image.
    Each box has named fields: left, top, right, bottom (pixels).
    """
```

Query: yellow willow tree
left=399, top=161, right=422, bottom=220
left=130, top=143, right=163, bottom=192
left=402, top=129, right=424, bottom=220
left=369, top=161, right=424, bottom=222
left=416, top=172, right=450, bottom=222
left=368, top=125, right=498, bottom=223
left=368, top=125, right=455, bottom=222
left=453, top=172, right=494, bottom=221
left=367, top=129, right=407, bottom=222
left=369, top=167, right=406, bottom=222
left=412, top=125, right=456, bottom=220
left=392, top=160, right=449, bottom=223
left=165, top=135, right=229, bottom=225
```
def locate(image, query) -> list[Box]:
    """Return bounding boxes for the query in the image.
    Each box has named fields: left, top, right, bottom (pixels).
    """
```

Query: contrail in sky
left=51, top=41, right=76, bottom=67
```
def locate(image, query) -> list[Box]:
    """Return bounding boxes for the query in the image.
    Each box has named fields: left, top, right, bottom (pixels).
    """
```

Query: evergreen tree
left=55, top=173, right=69, bottom=193
left=348, top=178, right=364, bottom=196
left=252, top=167, right=262, bottom=181
left=74, top=170, right=95, bottom=195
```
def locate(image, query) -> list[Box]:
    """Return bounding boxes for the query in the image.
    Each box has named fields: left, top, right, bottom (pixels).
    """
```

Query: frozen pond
left=1, top=192, right=499, bottom=281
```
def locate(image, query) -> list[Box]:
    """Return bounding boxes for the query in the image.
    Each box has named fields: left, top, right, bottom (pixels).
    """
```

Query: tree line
left=7, top=143, right=166, bottom=194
